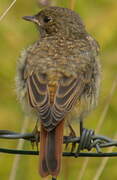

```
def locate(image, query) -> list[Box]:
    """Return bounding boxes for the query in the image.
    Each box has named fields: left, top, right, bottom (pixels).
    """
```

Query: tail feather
left=39, top=125, right=49, bottom=177
left=39, top=120, right=64, bottom=177
left=46, top=120, right=64, bottom=176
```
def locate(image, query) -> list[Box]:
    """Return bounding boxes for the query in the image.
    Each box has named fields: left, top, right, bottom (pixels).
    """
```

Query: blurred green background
left=0, top=0, right=117, bottom=180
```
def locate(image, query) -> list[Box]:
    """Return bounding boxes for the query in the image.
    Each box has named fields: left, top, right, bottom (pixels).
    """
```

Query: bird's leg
left=76, top=119, right=84, bottom=154
left=80, top=120, right=83, bottom=136
left=31, top=119, right=40, bottom=151
left=75, top=118, right=84, bottom=155
left=65, top=122, right=77, bottom=152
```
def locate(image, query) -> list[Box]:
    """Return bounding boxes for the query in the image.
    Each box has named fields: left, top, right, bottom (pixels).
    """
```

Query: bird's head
left=23, top=7, right=86, bottom=38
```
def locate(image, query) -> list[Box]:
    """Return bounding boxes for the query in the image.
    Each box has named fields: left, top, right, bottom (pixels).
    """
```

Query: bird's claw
left=65, top=123, right=77, bottom=152
left=30, top=122, right=40, bottom=151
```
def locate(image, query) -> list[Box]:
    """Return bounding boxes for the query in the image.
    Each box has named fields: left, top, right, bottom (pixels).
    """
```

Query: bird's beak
left=22, top=15, right=39, bottom=24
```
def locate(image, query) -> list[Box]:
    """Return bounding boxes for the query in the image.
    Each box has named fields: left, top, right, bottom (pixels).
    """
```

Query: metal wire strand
left=0, top=129, right=117, bottom=157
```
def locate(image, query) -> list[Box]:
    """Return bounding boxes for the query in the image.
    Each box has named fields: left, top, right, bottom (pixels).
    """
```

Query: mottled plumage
left=16, top=6, right=100, bottom=178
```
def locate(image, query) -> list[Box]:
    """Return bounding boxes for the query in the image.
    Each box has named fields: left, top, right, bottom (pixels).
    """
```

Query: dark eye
left=43, top=16, right=51, bottom=23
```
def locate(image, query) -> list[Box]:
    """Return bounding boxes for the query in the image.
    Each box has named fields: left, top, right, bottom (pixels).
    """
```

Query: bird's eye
left=43, top=16, right=51, bottom=23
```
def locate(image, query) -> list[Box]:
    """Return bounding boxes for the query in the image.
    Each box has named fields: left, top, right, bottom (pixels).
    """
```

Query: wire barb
left=76, top=128, right=95, bottom=154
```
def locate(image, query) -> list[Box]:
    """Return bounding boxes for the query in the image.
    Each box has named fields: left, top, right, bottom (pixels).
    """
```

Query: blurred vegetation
left=0, top=0, right=117, bottom=180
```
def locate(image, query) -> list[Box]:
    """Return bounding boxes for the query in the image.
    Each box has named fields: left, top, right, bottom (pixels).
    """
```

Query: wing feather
left=27, top=73, right=52, bottom=128
left=27, top=72, right=85, bottom=131
left=51, top=76, right=85, bottom=126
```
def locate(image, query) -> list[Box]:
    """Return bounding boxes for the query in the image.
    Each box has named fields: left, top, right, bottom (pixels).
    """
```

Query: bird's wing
left=52, top=75, right=85, bottom=126
left=27, top=72, right=51, bottom=127
left=27, top=72, right=85, bottom=130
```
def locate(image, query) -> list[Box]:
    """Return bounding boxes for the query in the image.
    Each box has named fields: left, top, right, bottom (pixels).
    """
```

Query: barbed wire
left=1, top=128, right=117, bottom=180
left=0, top=129, right=117, bottom=157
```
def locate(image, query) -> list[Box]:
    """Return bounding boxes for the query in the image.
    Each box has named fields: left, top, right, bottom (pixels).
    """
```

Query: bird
left=16, top=6, right=100, bottom=178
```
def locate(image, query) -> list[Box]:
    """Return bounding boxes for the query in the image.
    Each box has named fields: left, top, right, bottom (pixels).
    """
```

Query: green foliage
left=0, top=0, right=117, bottom=179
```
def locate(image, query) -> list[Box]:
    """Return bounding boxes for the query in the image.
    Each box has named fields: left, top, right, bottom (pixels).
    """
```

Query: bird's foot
left=65, top=123, right=77, bottom=152
left=30, top=122, right=40, bottom=151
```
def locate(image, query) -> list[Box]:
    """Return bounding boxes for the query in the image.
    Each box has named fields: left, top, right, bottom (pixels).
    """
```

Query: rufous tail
left=39, top=120, right=64, bottom=177
left=39, top=124, right=49, bottom=177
